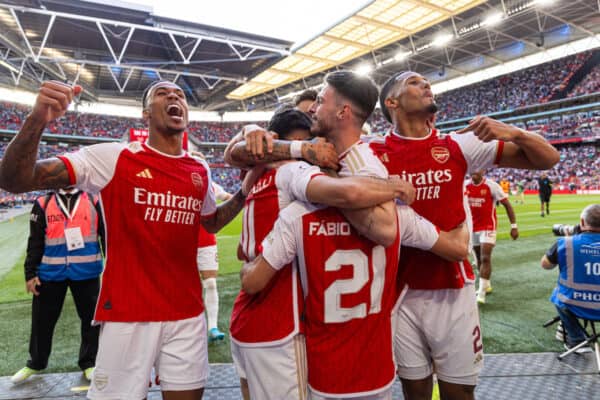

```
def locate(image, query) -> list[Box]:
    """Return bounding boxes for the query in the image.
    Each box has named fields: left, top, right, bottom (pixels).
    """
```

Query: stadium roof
left=0, top=0, right=291, bottom=109
left=227, top=0, right=488, bottom=100
left=0, top=0, right=598, bottom=112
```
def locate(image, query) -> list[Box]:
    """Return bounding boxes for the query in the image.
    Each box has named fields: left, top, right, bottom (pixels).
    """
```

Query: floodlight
left=394, top=50, right=412, bottom=61
left=432, top=33, right=453, bottom=48
left=355, top=64, right=373, bottom=76
left=482, top=12, right=504, bottom=27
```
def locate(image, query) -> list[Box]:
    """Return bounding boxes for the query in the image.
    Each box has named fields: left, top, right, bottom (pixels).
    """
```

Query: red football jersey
left=466, top=178, right=507, bottom=232
left=230, top=162, right=322, bottom=345
left=369, top=129, right=503, bottom=289
left=59, top=141, right=216, bottom=322
left=262, top=202, right=400, bottom=397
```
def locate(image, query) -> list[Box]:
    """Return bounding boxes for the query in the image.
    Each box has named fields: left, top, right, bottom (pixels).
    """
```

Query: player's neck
left=329, top=126, right=361, bottom=155
left=393, top=115, right=432, bottom=138
left=147, top=131, right=184, bottom=156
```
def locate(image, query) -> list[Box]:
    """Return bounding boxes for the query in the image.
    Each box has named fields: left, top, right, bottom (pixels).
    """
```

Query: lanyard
left=55, top=194, right=82, bottom=222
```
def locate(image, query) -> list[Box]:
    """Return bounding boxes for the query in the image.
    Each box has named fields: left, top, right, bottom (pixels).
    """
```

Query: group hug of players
left=0, top=68, right=559, bottom=400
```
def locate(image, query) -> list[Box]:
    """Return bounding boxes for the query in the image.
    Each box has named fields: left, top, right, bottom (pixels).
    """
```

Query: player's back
left=230, top=166, right=303, bottom=345
left=288, top=202, right=400, bottom=397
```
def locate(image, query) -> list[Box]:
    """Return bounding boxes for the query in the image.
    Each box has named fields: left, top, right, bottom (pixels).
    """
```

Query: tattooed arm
left=227, top=127, right=338, bottom=170
left=201, top=190, right=246, bottom=233
left=0, top=81, right=80, bottom=193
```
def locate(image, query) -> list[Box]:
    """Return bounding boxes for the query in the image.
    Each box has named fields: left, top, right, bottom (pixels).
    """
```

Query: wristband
left=511, top=223, right=518, bottom=229
left=290, top=140, right=303, bottom=159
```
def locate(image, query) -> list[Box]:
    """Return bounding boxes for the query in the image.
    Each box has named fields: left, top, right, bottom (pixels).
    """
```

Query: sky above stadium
left=122, top=0, right=371, bottom=45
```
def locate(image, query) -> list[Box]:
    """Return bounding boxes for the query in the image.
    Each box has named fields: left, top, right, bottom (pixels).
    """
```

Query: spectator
left=11, top=189, right=104, bottom=384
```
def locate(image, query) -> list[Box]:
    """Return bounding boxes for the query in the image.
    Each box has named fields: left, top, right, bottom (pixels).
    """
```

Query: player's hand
left=390, top=175, right=415, bottom=205
left=241, top=166, right=266, bottom=196
left=510, top=227, right=519, bottom=240
left=26, top=277, right=41, bottom=296
left=456, top=115, right=523, bottom=143
left=31, top=81, right=82, bottom=125
left=301, top=138, right=339, bottom=170
left=243, top=126, right=278, bottom=158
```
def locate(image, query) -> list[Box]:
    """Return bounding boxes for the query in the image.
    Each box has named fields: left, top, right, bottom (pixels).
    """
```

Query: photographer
left=541, top=204, right=600, bottom=353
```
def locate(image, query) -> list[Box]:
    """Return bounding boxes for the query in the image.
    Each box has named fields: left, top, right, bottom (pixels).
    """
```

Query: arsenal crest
left=191, top=172, right=204, bottom=192
left=431, top=146, right=450, bottom=164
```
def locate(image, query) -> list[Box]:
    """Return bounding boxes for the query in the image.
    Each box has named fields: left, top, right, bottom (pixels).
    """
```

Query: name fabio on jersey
left=308, top=221, right=351, bottom=236
left=397, top=169, right=452, bottom=201
left=134, top=187, right=201, bottom=225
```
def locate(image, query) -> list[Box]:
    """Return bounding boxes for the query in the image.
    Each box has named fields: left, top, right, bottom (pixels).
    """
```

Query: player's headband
left=378, top=71, right=421, bottom=123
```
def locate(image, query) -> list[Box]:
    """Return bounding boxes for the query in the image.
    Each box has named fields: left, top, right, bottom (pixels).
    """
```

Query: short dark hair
left=142, top=80, right=174, bottom=108
left=324, top=70, right=378, bottom=124
left=267, top=108, right=312, bottom=140
left=294, top=89, right=317, bottom=106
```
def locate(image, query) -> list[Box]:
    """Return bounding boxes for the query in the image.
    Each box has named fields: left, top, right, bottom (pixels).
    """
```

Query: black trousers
left=27, top=277, right=100, bottom=370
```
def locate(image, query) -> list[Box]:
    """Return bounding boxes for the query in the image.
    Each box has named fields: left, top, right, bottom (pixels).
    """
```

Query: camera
left=552, top=224, right=582, bottom=236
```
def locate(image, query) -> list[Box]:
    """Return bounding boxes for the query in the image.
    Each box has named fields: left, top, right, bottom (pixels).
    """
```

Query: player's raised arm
left=456, top=116, right=559, bottom=170
left=0, top=81, right=81, bottom=193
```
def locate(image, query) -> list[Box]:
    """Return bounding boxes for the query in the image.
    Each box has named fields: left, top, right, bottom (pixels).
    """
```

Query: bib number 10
left=324, top=247, right=386, bottom=323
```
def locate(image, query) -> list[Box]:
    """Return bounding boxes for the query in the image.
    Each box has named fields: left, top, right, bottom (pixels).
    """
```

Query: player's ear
left=142, top=108, right=150, bottom=123
left=384, top=96, right=398, bottom=112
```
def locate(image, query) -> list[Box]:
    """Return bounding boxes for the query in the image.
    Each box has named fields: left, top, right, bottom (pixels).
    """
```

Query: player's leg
left=540, top=197, right=545, bottom=217
left=427, top=286, right=483, bottom=400
left=161, top=389, right=204, bottom=400
left=197, top=245, right=224, bottom=342
left=87, top=321, right=161, bottom=400
left=394, top=288, right=435, bottom=400
left=546, top=195, right=551, bottom=215
left=157, top=314, right=208, bottom=400
left=476, top=235, right=495, bottom=304
left=230, top=339, right=251, bottom=400
left=69, top=277, right=100, bottom=376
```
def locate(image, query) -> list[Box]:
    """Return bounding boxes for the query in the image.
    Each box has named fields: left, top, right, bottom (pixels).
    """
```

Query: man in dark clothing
left=11, top=188, right=104, bottom=384
left=538, top=173, right=553, bottom=217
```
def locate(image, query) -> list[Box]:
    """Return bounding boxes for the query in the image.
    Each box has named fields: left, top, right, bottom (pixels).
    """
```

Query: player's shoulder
left=187, top=152, right=211, bottom=170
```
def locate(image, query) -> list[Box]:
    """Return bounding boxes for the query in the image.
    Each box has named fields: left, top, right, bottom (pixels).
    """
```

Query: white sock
left=202, top=278, right=219, bottom=330
left=479, top=278, right=490, bottom=293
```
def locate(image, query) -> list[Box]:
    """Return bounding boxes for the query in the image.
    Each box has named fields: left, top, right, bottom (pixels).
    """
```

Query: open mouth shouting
left=166, top=104, right=184, bottom=122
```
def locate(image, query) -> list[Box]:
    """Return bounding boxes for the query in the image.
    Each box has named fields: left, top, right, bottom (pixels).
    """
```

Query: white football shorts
left=394, top=284, right=484, bottom=386
left=87, top=313, right=208, bottom=400
left=231, top=334, right=307, bottom=400
left=197, top=245, right=219, bottom=271
left=472, top=230, right=497, bottom=246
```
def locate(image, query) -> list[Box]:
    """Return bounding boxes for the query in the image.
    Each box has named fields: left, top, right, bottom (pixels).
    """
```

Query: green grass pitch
left=0, top=194, right=598, bottom=375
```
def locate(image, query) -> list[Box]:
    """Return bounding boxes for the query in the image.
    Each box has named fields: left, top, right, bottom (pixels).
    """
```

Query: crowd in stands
left=488, top=145, right=600, bottom=191
left=434, top=51, right=592, bottom=121
left=568, top=63, right=600, bottom=98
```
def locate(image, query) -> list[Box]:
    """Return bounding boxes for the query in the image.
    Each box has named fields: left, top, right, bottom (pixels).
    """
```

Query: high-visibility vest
left=38, top=192, right=103, bottom=281
left=551, top=233, right=600, bottom=320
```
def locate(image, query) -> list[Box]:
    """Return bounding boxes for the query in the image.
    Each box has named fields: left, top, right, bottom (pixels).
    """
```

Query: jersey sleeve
left=212, top=182, right=231, bottom=201
left=199, top=159, right=217, bottom=216
left=275, top=161, right=324, bottom=203
left=57, top=142, right=125, bottom=194
left=488, top=179, right=508, bottom=201
left=339, top=142, right=388, bottom=178
left=261, top=206, right=300, bottom=270
left=397, top=205, right=439, bottom=250
left=450, top=132, right=503, bottom=173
